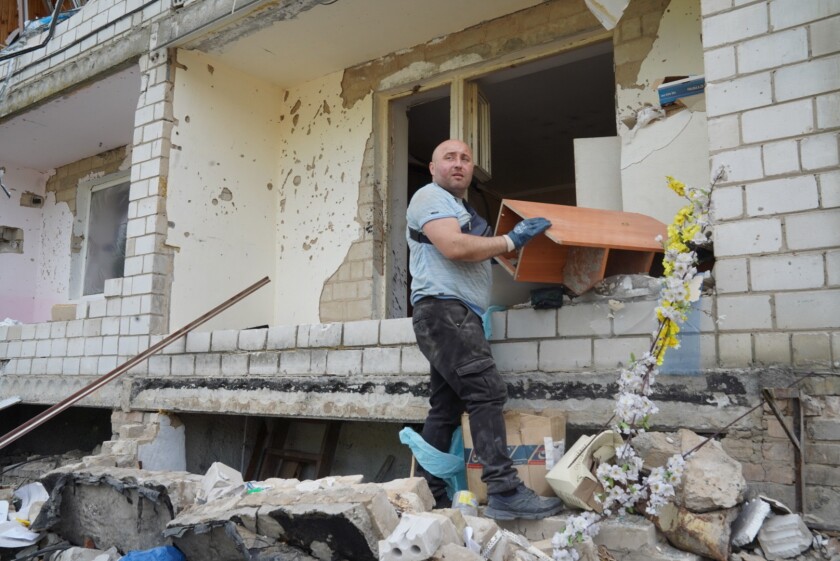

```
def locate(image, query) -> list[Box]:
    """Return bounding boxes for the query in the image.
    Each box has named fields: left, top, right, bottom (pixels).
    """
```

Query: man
left=406, top=139, right=564, bottom=520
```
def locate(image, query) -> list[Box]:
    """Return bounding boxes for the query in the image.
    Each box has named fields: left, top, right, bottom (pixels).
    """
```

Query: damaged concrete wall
left=167, top=49, right=279, bottom=332
left=274, top=72, right=372, bottom=325
left=0, top=148, right=129, bottom=324
left=615, top=0, right=710, bottom=225
left=0, top=166, right=50, bottom=323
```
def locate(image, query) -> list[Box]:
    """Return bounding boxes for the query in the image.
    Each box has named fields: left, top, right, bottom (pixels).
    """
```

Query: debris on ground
left=0, top=428, right=834, bottom=561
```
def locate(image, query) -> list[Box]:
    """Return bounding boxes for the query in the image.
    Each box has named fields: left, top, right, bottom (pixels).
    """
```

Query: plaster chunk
left=654, top=503, right=738, bottom=561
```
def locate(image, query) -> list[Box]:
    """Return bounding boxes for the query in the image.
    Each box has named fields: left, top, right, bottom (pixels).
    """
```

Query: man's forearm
left=435, top=232, right=511, bottom=262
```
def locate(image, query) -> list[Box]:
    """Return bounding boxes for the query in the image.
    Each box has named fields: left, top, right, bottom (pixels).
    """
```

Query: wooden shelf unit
left=494, top=200, right=667, bottom=295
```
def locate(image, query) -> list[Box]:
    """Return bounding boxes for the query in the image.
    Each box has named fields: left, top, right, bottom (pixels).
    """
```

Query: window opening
left=468, top=42, right=616, bottom=232
left=82, top=180, right=129, bottom=295
left=0, top=226, right=23, bottom=253
left=386, top=41, right=617, bottom=318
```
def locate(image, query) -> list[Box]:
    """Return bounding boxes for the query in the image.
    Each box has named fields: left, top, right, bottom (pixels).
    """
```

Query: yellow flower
left=666, top=176, right=686, bottom=197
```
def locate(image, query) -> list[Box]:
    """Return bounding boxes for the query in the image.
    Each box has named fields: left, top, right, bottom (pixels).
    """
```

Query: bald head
left=430, top=139, right=474, bottom=198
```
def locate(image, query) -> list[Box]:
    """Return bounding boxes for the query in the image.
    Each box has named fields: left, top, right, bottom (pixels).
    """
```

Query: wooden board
left=494, top=199, right=666, bottom=294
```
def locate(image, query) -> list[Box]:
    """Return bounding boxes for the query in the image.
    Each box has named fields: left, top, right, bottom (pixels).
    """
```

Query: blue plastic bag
left=399, top=426, right=466, bottom=499
left=121, top=546, right=186, bottom=561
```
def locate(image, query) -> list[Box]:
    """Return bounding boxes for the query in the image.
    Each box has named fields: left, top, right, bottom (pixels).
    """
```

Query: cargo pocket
left=456, top=357, right=506, bottom=402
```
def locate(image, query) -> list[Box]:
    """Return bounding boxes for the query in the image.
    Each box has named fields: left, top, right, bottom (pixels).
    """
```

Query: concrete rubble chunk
left=731, top=498, right=772, bottom=547
left=462, top=514, right=500, bottom=551
left=757, top=514, right=814, bottom=560
left=678, top=429, right=746, bottom=512
left=33, top=467, right=203, bottom=552
left=431, top=542, right=484, bottom=560
left=379, top=512, right=461, bottom=561
left=654, top=503, right=738, bottom=561
left=52, top=546, right=121, bottom=561
left=731, top=552, right=767, bottom=561
left=632, top=432, right=681, bottom=471
left=169, top=481, right=399, bottom=561
left=380, top=478, right=435, bottom=512
left=634, top=430, right=746, bottom=513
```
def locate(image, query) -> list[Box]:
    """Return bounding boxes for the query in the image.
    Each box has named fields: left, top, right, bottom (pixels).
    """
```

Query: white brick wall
left=704, top=46, right=737, bottom=81
left=711, top=185, right=744, bottom=220
left=786, top=209, right=840, bottom=250
left=801, top=132, right=839, bottom=170
left=750, top=253, right=825, bottom=291
left=775, top=55, right=840, bottom=102
left=745, top=176, right=819, bottom=216
left=754, top=332, right=791, bottom=365
left=736, top=28, right=808, bottom=73
left=707, top=115, right=741, bottom=151
left=776, top=290, right=840, bottom=329
left=762, top=140, right=800, bottom=176
left=703, top=3, right=768, bottom=47
left=769, top=0, right=840, bottom=31
left=706, top=74, right=773, bottom=117
left=741, top=100, right=814, bottom=144
left=717, top=294, right=773, bottom=330
left=714, top=218, right=782, bottom=256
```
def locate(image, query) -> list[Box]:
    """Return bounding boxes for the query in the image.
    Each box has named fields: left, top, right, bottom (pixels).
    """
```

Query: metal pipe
left=0, top=275, right=270, bottom=451
left=0, top=0, right=65, bottom=62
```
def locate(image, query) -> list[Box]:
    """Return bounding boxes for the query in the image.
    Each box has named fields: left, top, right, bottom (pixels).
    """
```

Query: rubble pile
left=0, top=429, right=835, bottom=561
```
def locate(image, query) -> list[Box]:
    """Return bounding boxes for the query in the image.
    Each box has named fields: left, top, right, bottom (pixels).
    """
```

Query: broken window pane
left=83, top=181, right=129, bottom=296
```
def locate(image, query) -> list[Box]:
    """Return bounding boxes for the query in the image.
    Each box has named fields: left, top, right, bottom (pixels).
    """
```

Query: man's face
left=429, top=140, right=474, bottom=197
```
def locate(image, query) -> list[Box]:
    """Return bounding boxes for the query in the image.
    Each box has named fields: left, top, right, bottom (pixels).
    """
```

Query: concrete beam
left=126, top=370, right=763, bottom=429
left=154, top=0, right=324, bottom=52
left=0, top=33, right=147, bottom=122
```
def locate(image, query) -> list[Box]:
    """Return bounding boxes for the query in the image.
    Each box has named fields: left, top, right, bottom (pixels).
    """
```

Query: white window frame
left=69, top=171, right=130, bottom=300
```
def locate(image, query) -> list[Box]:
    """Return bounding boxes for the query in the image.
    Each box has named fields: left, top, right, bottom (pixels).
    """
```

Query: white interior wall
left=0, top=167, right=53, bottom=323
left=618, top=0, right=709, bottom=224
left=168, top=50, right=280, bottom=331
left=274, top=72, right=372, bottom=325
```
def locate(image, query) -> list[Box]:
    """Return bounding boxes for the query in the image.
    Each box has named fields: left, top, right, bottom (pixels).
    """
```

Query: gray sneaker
left=484, top=484, right=565, bottom=520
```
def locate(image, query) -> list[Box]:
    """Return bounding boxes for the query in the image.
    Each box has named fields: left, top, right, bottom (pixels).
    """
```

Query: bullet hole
left=322, top=101, right=331, bottom=114
left=207, top=64, right=214, bottom=74
left=185, top=115, right=190, bottom=123
left=293, top=176, right=301, bottom=186
left=184, top=232, right=190, bottom=237
left=291, top=100, right=301, bottom=114
left=219, top=187, right=233, bottom=201
left=284, top=91, right=289, bottom=101
left=267, top=182, right=273, bottom=190
left=279, top=198, right=286, bottom=212
left=212, top=198, right=219, bottom=205
left=240, top=154, right=244, bottom=158
left=168, top=221, right=175, bottom=228
left=327, top=117, right=331, bottom=125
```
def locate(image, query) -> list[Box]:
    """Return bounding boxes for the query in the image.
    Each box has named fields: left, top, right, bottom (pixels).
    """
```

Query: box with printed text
left=461, top=410, right=566, bottom=504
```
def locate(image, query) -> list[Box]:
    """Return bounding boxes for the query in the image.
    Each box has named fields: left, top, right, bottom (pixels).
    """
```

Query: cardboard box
left=657, top=75, right=706, bottom=106
left=545, top=430, right=624, bottom=512
left=461, top=410, right=566, bottom=504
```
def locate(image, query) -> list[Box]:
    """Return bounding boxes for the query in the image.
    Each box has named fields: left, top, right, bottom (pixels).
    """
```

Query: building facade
left=0, top=0, right=837, bottom=527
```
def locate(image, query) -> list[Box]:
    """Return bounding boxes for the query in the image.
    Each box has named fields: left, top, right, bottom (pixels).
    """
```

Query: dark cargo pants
left=411, top=297, right=519, bottom=499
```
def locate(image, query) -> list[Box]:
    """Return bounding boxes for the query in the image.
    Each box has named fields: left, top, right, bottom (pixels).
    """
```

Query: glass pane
left=83, top=182, right=130, bottom=296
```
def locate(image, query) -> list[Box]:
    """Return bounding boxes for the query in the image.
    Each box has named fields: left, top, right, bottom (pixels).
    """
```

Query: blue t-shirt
left=406, top=183, right=491, bottom=314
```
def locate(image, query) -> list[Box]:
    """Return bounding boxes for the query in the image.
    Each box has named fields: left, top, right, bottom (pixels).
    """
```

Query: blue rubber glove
left=507, top=217, right=551, bottom=249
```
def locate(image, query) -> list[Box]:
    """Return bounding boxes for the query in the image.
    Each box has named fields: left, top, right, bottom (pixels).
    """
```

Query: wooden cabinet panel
left=494, top=199, right=666, bottom=295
